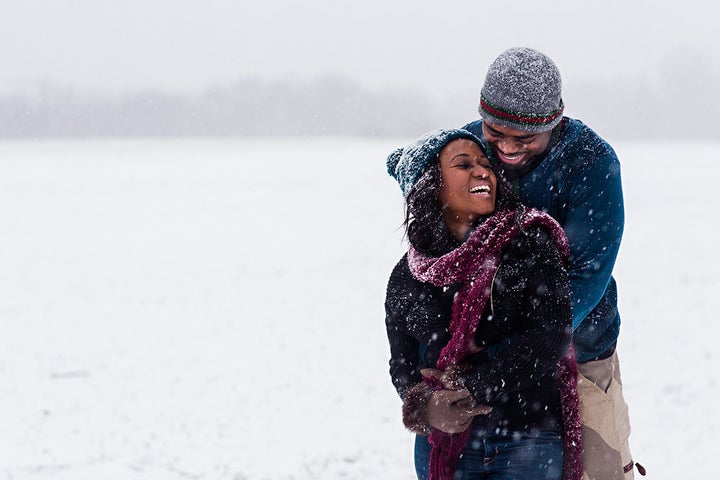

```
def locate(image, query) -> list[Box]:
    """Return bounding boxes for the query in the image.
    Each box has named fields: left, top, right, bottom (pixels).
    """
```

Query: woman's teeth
left=470, top=185, right=491, bottom=194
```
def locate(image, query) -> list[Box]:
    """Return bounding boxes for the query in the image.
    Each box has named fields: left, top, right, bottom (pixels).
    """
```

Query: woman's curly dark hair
left=403, top=153, right=520, bottom=257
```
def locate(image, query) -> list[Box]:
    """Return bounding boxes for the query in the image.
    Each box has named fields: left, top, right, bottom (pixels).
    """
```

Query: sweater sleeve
left=563, top=151, right=624, bottom=330
left=463, top=229, right=572, bottom=405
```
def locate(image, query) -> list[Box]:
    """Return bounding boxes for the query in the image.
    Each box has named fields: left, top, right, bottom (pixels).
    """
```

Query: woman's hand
left=421, top=367, right=492, bottom=433
left=426, top=389, right=492, bottom=433
left=421, top=367, right=468, bottom=390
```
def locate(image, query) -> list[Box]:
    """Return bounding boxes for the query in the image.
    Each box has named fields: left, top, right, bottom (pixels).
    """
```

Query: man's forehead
left=483, top=122, right=540, bottom=139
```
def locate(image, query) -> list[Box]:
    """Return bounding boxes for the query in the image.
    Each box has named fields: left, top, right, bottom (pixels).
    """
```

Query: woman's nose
left=473, top=167, right=490, bottom=178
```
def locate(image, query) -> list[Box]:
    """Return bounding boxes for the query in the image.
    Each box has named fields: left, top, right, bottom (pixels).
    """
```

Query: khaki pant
left=577, top=351, right=636, bottom=480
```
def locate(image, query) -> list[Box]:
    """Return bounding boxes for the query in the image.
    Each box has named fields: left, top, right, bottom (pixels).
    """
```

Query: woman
left=384, top=129, right=581, bottom=480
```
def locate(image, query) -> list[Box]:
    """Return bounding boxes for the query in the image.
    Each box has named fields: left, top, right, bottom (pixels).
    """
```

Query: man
left=464, top=47, right=644, bottom=479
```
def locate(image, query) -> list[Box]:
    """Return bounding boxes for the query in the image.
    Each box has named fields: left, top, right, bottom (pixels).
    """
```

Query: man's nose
left=498, top=138, right=520, bottom=153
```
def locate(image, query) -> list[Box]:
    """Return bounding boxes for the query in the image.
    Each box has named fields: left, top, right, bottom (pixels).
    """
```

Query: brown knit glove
left=420, top=365, right=472, bottom=390
left=402, top=381, right=492, bottom=435
left=401, top=382, right=434, bottom=435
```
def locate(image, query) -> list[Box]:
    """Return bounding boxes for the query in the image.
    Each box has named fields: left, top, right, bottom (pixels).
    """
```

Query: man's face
left=481, top=121, right=553, bottom=171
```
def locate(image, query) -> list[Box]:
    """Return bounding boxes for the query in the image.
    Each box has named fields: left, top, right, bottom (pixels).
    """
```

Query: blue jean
left=414, top=429, right=563, bottom=480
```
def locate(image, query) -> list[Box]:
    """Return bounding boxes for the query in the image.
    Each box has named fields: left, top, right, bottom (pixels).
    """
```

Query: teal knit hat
left=386, top=128, right=486, bottom=197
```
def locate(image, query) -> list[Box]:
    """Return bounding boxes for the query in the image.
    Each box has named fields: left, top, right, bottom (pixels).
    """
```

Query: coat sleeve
left=384, top=258, right=424, bottom=399
left=562, top=151, right=624, bottom=330
left=385, top=256, right=452, bottom=399
left=463, top=229, right=572, bottom=405
left=385, top=313, right=423, bottom=399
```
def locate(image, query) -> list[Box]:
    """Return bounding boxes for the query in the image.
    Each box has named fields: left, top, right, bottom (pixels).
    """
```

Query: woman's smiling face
left=437, top=138, right=497, bottom=239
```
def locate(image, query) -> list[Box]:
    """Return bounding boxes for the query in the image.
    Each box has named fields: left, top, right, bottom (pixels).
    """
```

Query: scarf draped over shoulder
left=407, top=206, right=581, bottom=480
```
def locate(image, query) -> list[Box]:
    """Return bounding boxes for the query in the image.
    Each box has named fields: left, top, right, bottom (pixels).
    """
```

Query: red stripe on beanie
left=480, top=97, right=564, bottom=126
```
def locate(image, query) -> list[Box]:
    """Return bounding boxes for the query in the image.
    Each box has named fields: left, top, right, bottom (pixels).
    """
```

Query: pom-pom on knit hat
left=387, top=128, right=486, bottom=197
left=479, top=47, right=564, bottom=133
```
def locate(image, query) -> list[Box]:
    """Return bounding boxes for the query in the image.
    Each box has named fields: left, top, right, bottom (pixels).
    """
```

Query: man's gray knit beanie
left=387, top=128, right=485, bottom=197
left=479, top=47, right=564, bottom=133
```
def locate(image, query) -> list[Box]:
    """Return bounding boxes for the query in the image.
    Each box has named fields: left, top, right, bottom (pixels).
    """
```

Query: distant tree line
left=1, top=68, right=718, bottom=140
left=0, top=75, right=442, bottom=139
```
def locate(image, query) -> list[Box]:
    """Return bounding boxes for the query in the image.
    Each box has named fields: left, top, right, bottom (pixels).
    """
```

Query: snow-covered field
left=1, top=137, right=717, bottom=479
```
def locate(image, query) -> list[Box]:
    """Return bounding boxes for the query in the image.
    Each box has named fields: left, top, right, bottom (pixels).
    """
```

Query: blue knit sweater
left=464, top=117, right=624, bottom=363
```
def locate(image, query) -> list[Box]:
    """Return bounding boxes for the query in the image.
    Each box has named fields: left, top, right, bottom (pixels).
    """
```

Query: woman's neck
left=443, top=215, right=475, bottom=242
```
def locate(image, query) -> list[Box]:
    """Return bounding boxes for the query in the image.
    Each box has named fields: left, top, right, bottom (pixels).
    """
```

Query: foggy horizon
left=2, top=59, right=718, bottom=141
left=1, top=1, right=718, bottom=140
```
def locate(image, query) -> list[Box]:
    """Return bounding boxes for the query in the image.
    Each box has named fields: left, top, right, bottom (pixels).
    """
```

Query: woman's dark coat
left=385, top=226, right=572, bottom=434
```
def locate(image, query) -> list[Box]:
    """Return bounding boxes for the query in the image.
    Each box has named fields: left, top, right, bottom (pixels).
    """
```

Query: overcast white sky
left=1, top=0, right=718, bottom=98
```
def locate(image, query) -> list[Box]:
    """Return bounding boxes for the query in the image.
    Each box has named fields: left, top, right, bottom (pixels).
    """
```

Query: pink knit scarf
left=407, top=207, right=582, bottom=480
